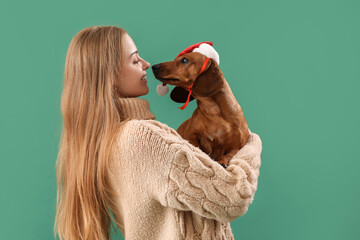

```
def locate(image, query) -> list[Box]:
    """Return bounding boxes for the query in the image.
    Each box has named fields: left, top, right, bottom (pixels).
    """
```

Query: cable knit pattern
left=167, top=132, right=261, bottom=222
left=108, top=97, right=262, bottom=240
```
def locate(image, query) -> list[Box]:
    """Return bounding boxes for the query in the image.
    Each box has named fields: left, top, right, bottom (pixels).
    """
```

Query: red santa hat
left=176, top=41, right=220, bottom=65
left=156, top=42, right=220, bottom=97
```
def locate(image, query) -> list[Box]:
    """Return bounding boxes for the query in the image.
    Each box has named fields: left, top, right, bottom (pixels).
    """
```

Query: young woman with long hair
left=54, top=26, right=262, bottom=240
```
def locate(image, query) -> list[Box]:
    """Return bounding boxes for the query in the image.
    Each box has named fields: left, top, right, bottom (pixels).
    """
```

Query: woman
left=54, top=26, right=262, bottom=240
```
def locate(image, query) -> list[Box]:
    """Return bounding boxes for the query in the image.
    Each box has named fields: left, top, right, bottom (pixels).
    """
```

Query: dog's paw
left=217, top=156, right=230, bottom=169
left=220, top=163, right=228, bottom=169
left=217, top=159, right=229, bottom=169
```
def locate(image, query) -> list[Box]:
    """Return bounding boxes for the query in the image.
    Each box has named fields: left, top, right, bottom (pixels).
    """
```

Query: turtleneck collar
left=116, top=97, right=156, bottom=121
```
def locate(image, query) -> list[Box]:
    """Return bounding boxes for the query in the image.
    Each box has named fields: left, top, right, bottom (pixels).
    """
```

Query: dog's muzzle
left=152, top=64, right=161, bottom=73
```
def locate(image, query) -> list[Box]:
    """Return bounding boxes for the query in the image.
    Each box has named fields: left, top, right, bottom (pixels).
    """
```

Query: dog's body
left=152, top=52, right=249, bottom=167
left=177, top=80, right=249, bottom=166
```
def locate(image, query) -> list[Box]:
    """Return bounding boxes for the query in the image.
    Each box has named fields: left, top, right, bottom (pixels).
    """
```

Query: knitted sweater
left=108, top=97, right=262, bottom=240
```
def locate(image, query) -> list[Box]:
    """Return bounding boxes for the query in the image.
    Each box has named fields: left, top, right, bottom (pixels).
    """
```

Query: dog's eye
left=180, top=58, right=189, bottom=64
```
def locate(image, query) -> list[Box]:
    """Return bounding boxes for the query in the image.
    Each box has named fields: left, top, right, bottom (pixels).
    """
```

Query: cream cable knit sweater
left=109, top=97, right=262, bottom=240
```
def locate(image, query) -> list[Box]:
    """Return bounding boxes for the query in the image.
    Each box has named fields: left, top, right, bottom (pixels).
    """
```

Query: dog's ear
left=192, top=59, right=223, bottom=97
left=170, top=87, right=195, bottom=103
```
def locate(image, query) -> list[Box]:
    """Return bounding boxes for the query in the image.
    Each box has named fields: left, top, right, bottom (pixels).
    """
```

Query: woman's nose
left=142, top=59, right=150, bottom=70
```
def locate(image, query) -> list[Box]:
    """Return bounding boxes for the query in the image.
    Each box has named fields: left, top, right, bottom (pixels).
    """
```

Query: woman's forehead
left=124, top=34, right=137, bottom=57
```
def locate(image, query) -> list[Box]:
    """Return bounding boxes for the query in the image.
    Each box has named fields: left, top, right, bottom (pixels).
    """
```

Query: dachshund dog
left=152, top=51, right=249, bottom=168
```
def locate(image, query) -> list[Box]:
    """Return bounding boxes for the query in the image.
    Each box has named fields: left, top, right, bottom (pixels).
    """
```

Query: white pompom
left=156, top=83, right=169, bottom=96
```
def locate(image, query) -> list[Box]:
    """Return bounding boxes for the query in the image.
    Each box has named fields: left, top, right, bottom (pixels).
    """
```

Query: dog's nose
left=152, top=64, right=161, bottom=72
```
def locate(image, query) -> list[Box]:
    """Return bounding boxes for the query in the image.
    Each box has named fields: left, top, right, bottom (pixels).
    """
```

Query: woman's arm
left=164, top=129, right=262, bottom=222
left=115, top=120, right=262, bottom=223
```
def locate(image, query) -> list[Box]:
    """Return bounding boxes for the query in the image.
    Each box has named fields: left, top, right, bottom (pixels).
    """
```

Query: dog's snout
left=152, top=64, right=161, bottom=72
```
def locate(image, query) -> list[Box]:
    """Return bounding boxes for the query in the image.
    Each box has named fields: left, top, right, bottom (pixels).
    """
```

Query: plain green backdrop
left=0, top=0, right=359, bottom=239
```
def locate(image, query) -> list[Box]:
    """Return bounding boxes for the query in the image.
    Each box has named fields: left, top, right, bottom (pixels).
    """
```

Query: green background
left=1, top=0, right=359, bottom=239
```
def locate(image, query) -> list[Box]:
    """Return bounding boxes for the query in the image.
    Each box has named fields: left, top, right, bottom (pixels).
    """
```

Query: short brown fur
left=153, top=52, right=249, bottom=167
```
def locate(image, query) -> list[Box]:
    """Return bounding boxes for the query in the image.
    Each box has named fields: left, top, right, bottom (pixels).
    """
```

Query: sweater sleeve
left=119, top=120, right=262, bottom=223
left=166, top=130, right=262, bottom=223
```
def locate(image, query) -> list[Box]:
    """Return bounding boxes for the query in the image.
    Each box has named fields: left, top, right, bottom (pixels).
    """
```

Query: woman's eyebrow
left=130, top=50, right=138, bottom=58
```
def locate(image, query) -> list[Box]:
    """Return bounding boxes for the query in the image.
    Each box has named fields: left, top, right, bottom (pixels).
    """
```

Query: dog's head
left=152, top=52, right=223, bottom=103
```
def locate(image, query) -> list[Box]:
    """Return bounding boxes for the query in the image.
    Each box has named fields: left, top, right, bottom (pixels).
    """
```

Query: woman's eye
left=134, top=60, right=140, bottom=64
left=180, top=58, right=189, bottom=64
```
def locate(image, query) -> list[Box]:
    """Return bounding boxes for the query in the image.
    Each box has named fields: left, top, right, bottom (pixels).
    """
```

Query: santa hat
left=156, top=42, right=220, bottom=97
left=176, top=41, right=220, bottom=65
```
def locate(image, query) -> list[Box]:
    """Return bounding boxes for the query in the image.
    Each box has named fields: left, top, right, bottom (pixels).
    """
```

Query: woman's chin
left=139, top=86, right=149, bottom=96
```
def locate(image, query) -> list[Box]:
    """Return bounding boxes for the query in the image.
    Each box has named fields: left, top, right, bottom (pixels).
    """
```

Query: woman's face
left=117, top=33, right=150, bottom=97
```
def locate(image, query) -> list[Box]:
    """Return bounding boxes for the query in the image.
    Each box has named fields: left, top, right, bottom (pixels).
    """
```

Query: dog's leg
left=187, top=135, right=201, bottom=148
left=176, top=119, right=191, bottom=137
left=177, top=120, right=202, bottom=148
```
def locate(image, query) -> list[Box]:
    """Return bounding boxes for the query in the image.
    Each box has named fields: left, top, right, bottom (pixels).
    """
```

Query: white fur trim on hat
left=193, top=43, right=220, bottom=65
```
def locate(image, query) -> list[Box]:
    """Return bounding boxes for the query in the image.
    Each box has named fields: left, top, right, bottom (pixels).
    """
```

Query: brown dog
left=152, top=52, right=249, bottom=168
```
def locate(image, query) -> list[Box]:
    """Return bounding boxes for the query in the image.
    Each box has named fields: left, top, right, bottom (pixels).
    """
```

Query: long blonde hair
left=54, top=26, right=128, bottom=240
